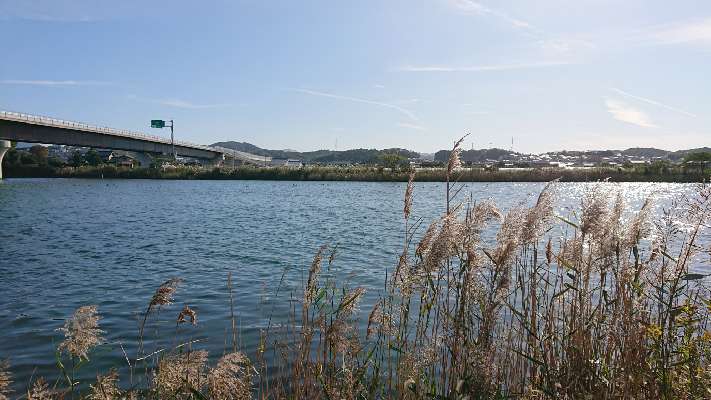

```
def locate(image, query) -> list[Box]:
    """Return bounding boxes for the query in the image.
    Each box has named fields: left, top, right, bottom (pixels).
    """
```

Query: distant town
left=5, top=140, right=711, bottom=171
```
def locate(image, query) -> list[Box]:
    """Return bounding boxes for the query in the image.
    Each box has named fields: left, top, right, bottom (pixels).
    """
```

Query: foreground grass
left=1, top=141, right=710, bottom=399
left=4, top=163, right=710, bottom=182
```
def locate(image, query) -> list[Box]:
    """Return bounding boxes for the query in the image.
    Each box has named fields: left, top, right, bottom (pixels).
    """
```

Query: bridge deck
left=0, top=110, right=270, bottom=164
left=0, top=110, right=213, bottom=152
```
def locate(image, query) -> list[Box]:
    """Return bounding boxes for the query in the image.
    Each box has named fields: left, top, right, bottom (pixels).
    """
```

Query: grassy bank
left=0, top=140, right=709, bottom=399
left=4, top=163, right=710, bottom=182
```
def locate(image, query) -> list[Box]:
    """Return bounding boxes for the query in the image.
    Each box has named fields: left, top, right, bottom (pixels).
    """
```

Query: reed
left=1, top=141, right=709, bottom=399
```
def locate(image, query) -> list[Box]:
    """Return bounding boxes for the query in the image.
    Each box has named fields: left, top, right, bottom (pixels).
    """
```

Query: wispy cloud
left=605, top=98, right=658, bottom=128
left=396, top=61, right=572, bottom=72
left=0, top=79, right=110, bottom=86
left=610, top=88, right=696, bottom=117
left=292, top=88, right=418, bottom=121
left=397, top=122, right=425, bottom=130
left=373, top=84, right=386, bottom=89
left=448, top=0, right=532, bottom=30
left=647, top=18, right=711, bottom=45
left=448, top=1, right=598, bottom=55
left=127, top=95, right=233, bottom=109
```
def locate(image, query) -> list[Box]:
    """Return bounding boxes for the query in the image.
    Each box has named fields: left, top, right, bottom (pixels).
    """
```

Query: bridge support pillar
left=208, top=154, right=225, bottom=168
left=0, top=140, right=10, bottom=179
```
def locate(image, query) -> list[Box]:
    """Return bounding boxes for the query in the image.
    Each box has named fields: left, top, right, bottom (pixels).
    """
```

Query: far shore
left=3, top=164, right=709, bottom=183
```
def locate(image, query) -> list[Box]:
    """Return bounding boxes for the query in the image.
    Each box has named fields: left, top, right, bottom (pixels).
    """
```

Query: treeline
left=2, top=145, right=105, bottom=169
left=6, top=164, right=709, bottom=182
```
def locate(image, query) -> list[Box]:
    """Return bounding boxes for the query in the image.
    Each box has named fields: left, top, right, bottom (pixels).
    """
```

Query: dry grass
left=57, top=305, right=103, bottom=361
left=26, top=378, right=52, bottom=400
left=88, top=370, right=120, bottom=400
left=0, top=360, right=11, bottom=400
left=1, top=139, right=709, bottom=399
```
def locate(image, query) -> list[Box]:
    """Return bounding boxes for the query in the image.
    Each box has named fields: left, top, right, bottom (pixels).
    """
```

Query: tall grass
left=1, top=139, right=709, bottom=399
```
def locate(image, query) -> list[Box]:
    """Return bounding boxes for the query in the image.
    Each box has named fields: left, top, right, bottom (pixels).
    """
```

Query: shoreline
left=3, top=165, right=709, bottom=183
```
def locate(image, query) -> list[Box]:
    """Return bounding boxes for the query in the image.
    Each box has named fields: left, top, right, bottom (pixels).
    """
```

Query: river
left=0, top=179, right=707, bottom=389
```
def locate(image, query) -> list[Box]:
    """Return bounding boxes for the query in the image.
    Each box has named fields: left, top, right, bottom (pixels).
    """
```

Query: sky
left=0, top=0, right=709, bottom=153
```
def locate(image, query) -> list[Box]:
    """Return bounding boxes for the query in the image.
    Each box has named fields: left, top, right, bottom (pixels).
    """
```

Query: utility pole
left=169, top=120, right=175, bottom=160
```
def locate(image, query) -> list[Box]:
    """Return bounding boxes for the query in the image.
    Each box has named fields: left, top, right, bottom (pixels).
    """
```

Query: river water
left=0, top=179, right=707, bottom=389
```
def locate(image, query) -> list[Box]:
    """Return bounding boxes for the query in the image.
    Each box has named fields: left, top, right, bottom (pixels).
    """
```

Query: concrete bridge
left=0, top=110, right=270, bottom=178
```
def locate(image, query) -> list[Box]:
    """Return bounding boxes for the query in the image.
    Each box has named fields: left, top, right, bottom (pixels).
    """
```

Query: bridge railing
left=0, top=110, right=216, bottom=153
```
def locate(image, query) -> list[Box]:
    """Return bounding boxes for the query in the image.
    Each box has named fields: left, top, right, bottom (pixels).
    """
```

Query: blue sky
left=1, top=0, right=709, bottom=153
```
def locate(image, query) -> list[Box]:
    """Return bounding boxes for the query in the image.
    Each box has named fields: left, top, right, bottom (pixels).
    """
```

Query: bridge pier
left=0, top=140, right=10, bottom=179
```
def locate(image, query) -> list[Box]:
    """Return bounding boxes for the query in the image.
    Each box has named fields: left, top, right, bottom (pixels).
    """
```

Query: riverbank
left=4, top=164, right=709, bottom=182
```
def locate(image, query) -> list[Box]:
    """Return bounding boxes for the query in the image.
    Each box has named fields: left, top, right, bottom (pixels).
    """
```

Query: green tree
left=20, top=151, right=37, bottom=165
left=48, top=157, right=65, bottom=168
left=29, top=145, right=49, bottom=164
left=85, top=149, right=102, bottom=166
left=69, top=151, right=84, bottom=167
left=379, top=153, right=406, bottom=169
left=648, top=160, right=671, bottom=175
left=683, top=152, right=711, bottom=163
left=2, top=148, right=20, bottom=167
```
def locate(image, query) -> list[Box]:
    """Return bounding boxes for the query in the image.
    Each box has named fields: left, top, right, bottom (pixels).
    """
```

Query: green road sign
left=151, top=119, right=165, bottom=128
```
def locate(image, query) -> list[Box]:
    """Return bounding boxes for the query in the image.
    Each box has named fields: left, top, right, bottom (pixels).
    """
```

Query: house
left=270, top=158, right=303, bottom=168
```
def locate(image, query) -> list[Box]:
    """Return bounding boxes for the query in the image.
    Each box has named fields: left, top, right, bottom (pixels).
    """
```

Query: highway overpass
left=0, top=110, right=270, bottom=178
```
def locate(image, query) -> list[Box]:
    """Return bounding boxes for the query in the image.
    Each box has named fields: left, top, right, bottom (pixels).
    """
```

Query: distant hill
left=620, top=147, right=711, bottom=160
left=211, top=141, right=420, bottom=164
left=621, top=147, right=670, bottom=158
left=212, top=141, right=709, bottom=165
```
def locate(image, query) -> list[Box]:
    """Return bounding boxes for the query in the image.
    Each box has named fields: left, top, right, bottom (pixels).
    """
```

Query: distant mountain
left=211, top=141, right=420, bottom=164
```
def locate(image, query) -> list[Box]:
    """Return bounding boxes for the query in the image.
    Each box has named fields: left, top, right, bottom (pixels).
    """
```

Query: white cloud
left=610, top=88, right=696, bottom=117
left=648, top=18, right=711, bottom=45
left=373, top=84, right=385, bottom=89
left=449, top=0, right=532, bottom=30
left=396, top=61, right=572, bottom=72
left=127, top=95, right=232, bottom=109
left=0, top=79, right=109, bottom=86
left=605, top=98, right=658, bottom=128
left=397, top=122, right=425, bottom=130
left=292, top=88, right=418, bottom=121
